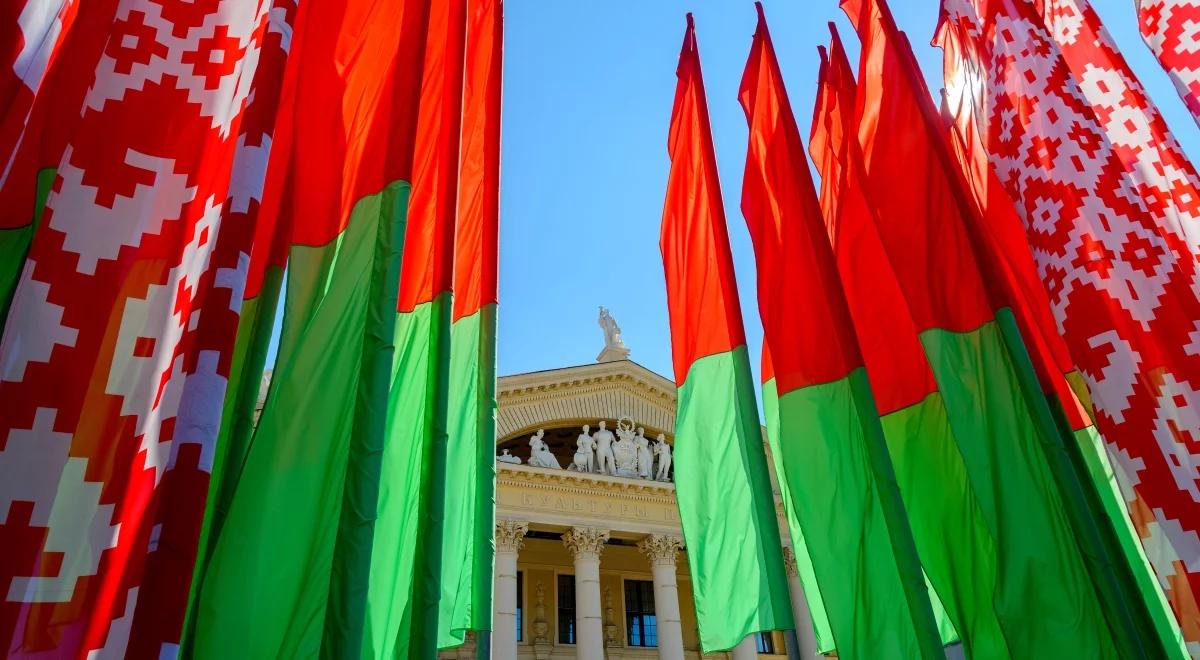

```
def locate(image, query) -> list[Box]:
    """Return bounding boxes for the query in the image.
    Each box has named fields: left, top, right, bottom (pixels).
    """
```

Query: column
left=494, top=520, right=528, bottom=660
left=730, top=634, right=758, bottom=659
left=782, top=546, right=819, bottom=659
left=563, top=527, right=609, bottom=660
left=637, top=534, right=685, bottom=660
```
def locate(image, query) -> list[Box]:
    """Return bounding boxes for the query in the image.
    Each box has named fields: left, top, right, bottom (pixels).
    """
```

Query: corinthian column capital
left=495, top=520, right=529, bottom=553
left=637, top=534, right=683, bottom=567
left=563, top=527, right=610, bottom=560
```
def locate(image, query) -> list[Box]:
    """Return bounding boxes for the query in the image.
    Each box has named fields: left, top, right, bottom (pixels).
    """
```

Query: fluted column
left=563, top=527, right=609, bottom=660
left=783, top=546, right=819, bottom=658
left=638, top=535, right=685, bottom=660
left=494, top=520, right=528, bottom=660
left=730, top=634, right=758, bottom=659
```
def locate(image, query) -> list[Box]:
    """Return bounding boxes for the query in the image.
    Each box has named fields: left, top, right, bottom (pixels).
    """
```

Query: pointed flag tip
left=686, top=12, right=694, bottom=28
left=755, top=1, right=765, bottom=21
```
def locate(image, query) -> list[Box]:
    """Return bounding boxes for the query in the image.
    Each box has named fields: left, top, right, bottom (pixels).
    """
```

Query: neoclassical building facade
left=465, top=354, right=816, bottom=660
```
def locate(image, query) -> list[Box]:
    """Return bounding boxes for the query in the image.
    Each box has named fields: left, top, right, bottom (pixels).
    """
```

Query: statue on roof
left=597, top=306, right=631, bottom=362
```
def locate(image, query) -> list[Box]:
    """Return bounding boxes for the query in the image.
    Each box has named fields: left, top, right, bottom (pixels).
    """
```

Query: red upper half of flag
left=259, top=0, right=429, bottom=250
left=660, top=14, right=748, bottom=387
left=811, top=28, right=938, bottom=414
left=452, top=0, right=502, bottom=321
left=738, top=4, right=863, bottom=394
left=399, top=0, right=468, bottom=312
left=841, top=0, right=997, bottom=334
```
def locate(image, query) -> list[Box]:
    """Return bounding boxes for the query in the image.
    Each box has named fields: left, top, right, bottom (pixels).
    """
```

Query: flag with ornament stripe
left=1137, top=0, right=1200, bottom=125
left=844, top=0, right=1163, bottom=656
left=739, top=7, right=943, bottom=658
left=0, top=1, right=277, bottom=656
left=940, top=66, right=1187, bottom=658
left=937, top=0, right=1200, bottom=651
left=659, top=14, right=793, bottom=653
left=189, top=0, right=427, bottom=656
left=439, top=0, right=502, bottom=648
left=364, top=0, right=465, bottom=655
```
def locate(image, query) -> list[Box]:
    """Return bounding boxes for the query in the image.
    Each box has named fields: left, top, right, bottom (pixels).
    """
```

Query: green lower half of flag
left=1072, top=423, right=1188, bottom=659
left=437, top=304, right=498, bottom=648
left=674, top=346, right=793, bottom=652
left=190, top=180, right=408, bottom=659
left=919, top=313, right=1124, bottom=660
left=767, top=367, right=942, bottom=660
left=364, top=292, right=452, bottom=659
left=0, top=168, right=54, bottom=320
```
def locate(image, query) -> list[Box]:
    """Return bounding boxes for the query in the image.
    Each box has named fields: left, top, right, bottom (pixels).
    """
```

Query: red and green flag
left=438, top=0, right=502, bottom=648
left=738, top=6, right=943, bottom=658
left=364, top=0, right=465, bottom=655
left=842, top=0, right=1160, bottom=656
left=189, top=0, right=429, bottom=656
left=658, top=14, right=793, bottom=653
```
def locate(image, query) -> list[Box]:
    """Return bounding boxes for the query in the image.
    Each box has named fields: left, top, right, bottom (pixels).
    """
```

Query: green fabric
left=0, top=167, right=54, bottom=321
left=437, top=304, right=497, bottom=648
left=762, top=377, right=834, bottom=652
left=674, top=347, right=793, bottom=653
left=363, top=292, right=452, bottom=659
left=182, top=266, right=283, bottom=654
left=879, top=394, right=1003, bottom=658
left=770, top=368, right=942, bottom=660
left=1072, top=423, right=1187, bottom=659
left=920, top=315, right=1123, bottom=659
left=190, top=180, right=409, bottom=659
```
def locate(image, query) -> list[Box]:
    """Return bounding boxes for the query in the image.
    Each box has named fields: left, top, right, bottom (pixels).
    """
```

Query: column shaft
left=493, top=521, right=528, bottom=660
left=783, top=547, right=819, bottom=659
left=563, top=527, right=609, bottom=660
left=730, top=634, right=759, bottom=659
left=650, top=562, right=685, bottom=660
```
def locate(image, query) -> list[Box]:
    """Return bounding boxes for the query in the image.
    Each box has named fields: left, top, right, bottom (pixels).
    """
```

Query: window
left=557, top=574, right=576, bottom=644
left=624, top=579, right=657, bottom=647
left=756, top=631, right=776, bottom=653
left=516, top=571, right=523, bottom=642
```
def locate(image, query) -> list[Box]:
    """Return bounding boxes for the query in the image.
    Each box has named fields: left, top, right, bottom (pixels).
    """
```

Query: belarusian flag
left=438, top=0, right=502, bottom=648
left=364, top=0, right=465, bottom=655
left=658, top=13, right=794, bottom=653
left=845, top=0, right=1159, bottom=656
left=1137, top=0, right=1200, bottom=125
left=937, top=0, right=1200, bottom=650
left=811, top=26, right=1003, bottom=658
left=0, top=0, right=275, bottom=655
left=738, top=6, right=943, bottom=658
left=189, top=0, right=428, bottom=656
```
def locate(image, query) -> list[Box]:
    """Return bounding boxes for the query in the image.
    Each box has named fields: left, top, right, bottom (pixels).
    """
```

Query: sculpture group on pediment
left=561, top=417, right=672, bottom=482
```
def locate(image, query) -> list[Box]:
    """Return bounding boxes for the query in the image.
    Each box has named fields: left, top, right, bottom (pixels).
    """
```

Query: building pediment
left=497, top=359, right=676, bottom=443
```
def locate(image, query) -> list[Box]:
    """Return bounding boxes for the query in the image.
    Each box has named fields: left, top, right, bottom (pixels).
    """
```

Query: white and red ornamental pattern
left=0, top=0, right=289, bottom=656
left=1137, top=0, right=1200, bottom=126
left=937, top=0, right=1200, bottom=651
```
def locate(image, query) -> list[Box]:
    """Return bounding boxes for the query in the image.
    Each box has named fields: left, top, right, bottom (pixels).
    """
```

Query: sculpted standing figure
left=655, top=433, right=672, bottom=481
left=594, top=420, right=616, bottom=475
left=528, top=429, right=561, bottom=469
left=635, top=427, right=653, bottom=479
left=573, top=425, right=596, bottom=472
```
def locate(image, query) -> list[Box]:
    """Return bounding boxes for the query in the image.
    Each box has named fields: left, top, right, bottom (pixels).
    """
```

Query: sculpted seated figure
left=527, top=429, right=561, bottom=469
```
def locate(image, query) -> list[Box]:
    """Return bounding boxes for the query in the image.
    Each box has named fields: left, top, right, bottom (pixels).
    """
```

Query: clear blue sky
left=496, top=0, right=1200, bottom=385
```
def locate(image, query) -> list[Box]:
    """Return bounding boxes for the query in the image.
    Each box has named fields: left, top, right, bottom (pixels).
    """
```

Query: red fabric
left=738, top=4, right=863, bottom=396
left=660, top=14, right=747, bottom=387
left=809, top=28, right=936, bottom=414
left=0, top=1, right=295, bottom=656
left=1138, top=0, right=1200, bottom=126
left=938, top=0, right=1200, bottom=643
left=397, top=0, right=466, bottom=312
left=0, top=0, right=105, bottom=230
left=452, top=0, right=502, bottom=321
left=842, top=0, right=996, bottom=335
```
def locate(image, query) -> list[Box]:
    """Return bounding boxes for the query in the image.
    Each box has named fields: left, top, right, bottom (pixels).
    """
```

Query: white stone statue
left=572, top=425, right=596, bottom=472
left=655, top=433, right=672, bottom=481
left=497, top=448, right=521, bottom=465
left=596, top=306, right=631, bottom=362
left=635, top=427, right=653, bottom=479
left=611, top=417, right=640, bottom=477
left=527, top=429, right=560, bottom=469
left=593, top=420, right=616, bottom=475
